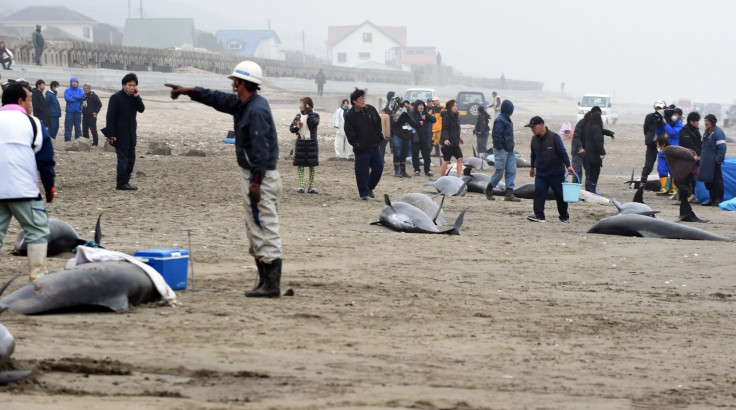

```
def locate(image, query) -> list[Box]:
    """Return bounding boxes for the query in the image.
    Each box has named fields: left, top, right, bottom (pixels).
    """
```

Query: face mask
left=671, top=115, right=677, bottom=122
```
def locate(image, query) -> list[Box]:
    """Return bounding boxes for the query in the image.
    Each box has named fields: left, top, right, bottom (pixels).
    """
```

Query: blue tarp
left=694, top=157, right=736, bottom=208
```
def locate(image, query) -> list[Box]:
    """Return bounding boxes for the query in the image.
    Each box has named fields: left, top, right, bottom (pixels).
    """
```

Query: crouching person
left=0, top=82, right=56, bottom=281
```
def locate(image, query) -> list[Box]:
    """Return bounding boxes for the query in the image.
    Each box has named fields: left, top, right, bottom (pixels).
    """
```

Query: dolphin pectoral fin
left=442, top=207, right=469, bottom=235
left=370, top=221, right=382, bottom=226
left=97, top=294, right=131, bottom=312
left=432, top=195, right=446, bottom=225
left=0, top=274, right=22, bottom=298
left=0, top=370, right=32, bottom=385
left=611, top=198, right=623, bottom=213
left=633, top=186, right=645, bottom=203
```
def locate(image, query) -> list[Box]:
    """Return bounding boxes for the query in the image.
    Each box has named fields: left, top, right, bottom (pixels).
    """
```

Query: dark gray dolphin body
left=0, top=261, right=160, bottom=315
left=625, top=169, right=662, bottom=191
left=372, top=195, right=468, bottom=235
left=587, top=214, right=732, bottom=241
left=485, top=153, right=532, bottom=168
left=423, top=176, right=467, bottom=196
left=0, top=319, right=13, bottom=365
left=14, top=215, right=102, bottom=256
left=512, top=183, right=555, bottom=200
left=461, top=173, right=505, bottom=195
left=396, top=193, right=448, bottom=225
left=463, top=156, right=491, bottom=171
left=611, top=189, right=659, bottom=216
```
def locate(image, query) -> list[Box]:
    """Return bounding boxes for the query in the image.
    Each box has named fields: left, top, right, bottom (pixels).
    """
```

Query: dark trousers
left=64, top=111, right=81, bottom=141
left=533, top=172, right=568, bottom=221
left=34, top=47, right=43, bottom=64
left=83, top=114, right=99, bottom=145
left=0, top=57, right=11, bottom=69
left=379, top=138, right=388, bottom=159
left=115, top=146, right=136, bottom=187
left=587, top=162, right=601, bottom=185
left=48, top=116, right=60, bottom=139
left=354, top=147, right=384, bottom=197
left=641, top=144, right=658, bottom=178
left=412, top=134, right=432, bottom=173
left=705, top=162, right=724, bottom=202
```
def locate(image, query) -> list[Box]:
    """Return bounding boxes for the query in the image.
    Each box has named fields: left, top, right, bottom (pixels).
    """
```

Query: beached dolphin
left=0, top=317, right=13, bottom=365
left=0, top=261, right=162, bottom=315
left=396, top=193, right=448, bottom=226
left=579, top=189, right=611, bottom=204
left=371, top=195, right=468, bottom=235
left=611, top=188, right=658, bottom=216
left=511, top=183, right=555, bottom=200
left=14, top=214, right=102, bottom=256
left=625, top=169, right=662, bottom=191
left=485, top=151, right=532, bottom=168
left=423, top=176, right=467, bottom=196
left=461, top=173, right=505, bottom=195
left=587, top=214, right=732, bottom=241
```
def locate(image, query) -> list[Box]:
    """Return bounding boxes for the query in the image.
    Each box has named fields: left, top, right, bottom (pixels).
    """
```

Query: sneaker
left=414, top=170, right=421, bottom=176
left=297, top=187, right=305, bottom=193
left=560, top=218, right=570, bottom=223
left=425, top=171, right=433, bottom=177
left=527, top=215, right=545, bottom=222
left=360, top=196, right=368, bottom=200
left=307, top=188, right=319, bottom=194
left=368, top=190, right=375, bottom=198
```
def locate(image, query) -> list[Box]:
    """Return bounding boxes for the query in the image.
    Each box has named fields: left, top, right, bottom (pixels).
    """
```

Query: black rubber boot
left=484, top=183, right=495, bottom=200
left=245, top=259, right=281, bottom=298
left=400, top=162, right=411, bottom=178
left=394, top=163, right=402, bottom=177
left=249, top=260, right=265, bottom=292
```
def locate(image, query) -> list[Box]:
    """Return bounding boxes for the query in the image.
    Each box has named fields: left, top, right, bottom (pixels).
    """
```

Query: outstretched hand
left=164, top=83, right=194, bottom=100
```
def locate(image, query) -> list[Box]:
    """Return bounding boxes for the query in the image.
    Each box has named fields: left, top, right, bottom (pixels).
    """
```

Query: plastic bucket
left=562, top=172, right=581, bottom=203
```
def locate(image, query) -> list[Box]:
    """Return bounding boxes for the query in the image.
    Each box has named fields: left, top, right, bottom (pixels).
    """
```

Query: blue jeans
left=534, top=172, right=568, bottom=221
left=489, top=148, right=517, bottom=190
left=48, top=116, right=60, bottom=139
left=354, top=147, right=384, bottom=197
left=64, top=111, right=82, bottom=141
left=392, top=135, right=412, bottom=164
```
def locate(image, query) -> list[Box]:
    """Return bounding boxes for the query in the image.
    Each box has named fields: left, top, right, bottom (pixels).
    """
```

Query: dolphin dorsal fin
left=94, top=213, right=103, bottom=244
left=384, top=194, right=391, bottom=206
left=633, top=186, right=644, bottom=203
left=473, top=146, right=477, bottom=157
left=611, top=198, right=623, bottom=212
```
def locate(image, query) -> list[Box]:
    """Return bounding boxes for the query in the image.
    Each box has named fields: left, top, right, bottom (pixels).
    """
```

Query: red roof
left=328, top=21, right=406, bottom=48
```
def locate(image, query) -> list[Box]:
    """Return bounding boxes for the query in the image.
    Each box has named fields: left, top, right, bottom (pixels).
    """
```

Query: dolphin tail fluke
left=442, top=207, right=469, bottom=235
left=473, top=146, right=477, bottom=157
left=633, top=186, right=645, bottom=203
left=0, top=274, right=22, bottom=298
left=94, top=213, right=103, bottom=244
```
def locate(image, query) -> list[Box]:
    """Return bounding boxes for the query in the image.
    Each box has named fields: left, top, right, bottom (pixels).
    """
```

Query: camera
left=1, top=78, right=31, bottom=92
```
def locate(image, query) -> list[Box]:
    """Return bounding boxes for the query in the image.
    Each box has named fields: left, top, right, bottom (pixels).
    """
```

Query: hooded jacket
left=491, top=99, right=514, bottom=151
left=45, top=89, right=61, bottom=117
left=663, top=119, right=683, bottom=146
left=64, top=78, right=84, bottom=113
left=412, top=100, right=436, bottom=141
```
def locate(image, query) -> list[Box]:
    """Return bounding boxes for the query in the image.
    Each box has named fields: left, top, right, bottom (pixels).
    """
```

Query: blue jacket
left=664, top=119, right=683, bottom=146
left=45, top=89, right=61, bottom=117
left=491, top=99, right=514, bottom=151
left=105, top=89, right=145, bottom=150
left=36, top=125, right=56, bottom=193
left=530, top=127, right=570, bottom=176
left=64, top=78, right=84, bottom=112
left=192, top=88, right=278, bottom=182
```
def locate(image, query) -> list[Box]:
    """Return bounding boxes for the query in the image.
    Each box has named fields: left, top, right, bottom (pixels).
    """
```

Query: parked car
left=676, top=98, right=692, bottom=112
left=403, top=88, right=437, bottom=104
left=456, top=91, right=488, bottom=124
left=724, top=104, right=736, bottom=127
left=576, top=94, right=618, bottom=124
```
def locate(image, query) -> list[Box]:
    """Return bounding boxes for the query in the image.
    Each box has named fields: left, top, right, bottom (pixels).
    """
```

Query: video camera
left=1, top=78, right=31, bottom=92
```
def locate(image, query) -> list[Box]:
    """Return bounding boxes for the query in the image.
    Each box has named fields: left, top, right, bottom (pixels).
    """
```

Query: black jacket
left=82, top=91, right=102, bottom=116
left=31, top=88, right=50, bottom=126
left=105, top=89, right=145, bottom=150
left=344, top=104, right=384, bottom=153
left=473, top=111, right=490, bottom=136
left=392, top=110, right=420, bottom=140
left=573, top=112, right=613, bottom=156
left=290, top=107, right=320, bottom=167
left=643, top=111, right=664, bottom=145
left=412, top=109, right=436, bottom=141
left=584, top=123, right=606, bottom=165
left=678, top=123, right=702, bottom=156
left=440, top=111, right=461, bottom=146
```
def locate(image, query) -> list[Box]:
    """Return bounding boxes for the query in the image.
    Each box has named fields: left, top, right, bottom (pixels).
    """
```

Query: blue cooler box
left=134, top=248, right=189, bottom=290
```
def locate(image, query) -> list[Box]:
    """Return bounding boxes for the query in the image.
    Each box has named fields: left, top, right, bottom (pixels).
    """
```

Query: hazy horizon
left=2, top=0, right=735, bottom=105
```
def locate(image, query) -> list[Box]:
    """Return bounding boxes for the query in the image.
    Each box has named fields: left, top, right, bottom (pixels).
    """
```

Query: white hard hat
left=654, top=100, right=666, bottom=109
left=228, top=61, right=263, bottom=85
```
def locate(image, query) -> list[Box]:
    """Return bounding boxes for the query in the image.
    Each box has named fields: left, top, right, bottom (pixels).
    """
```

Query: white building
left=328, top=21, right=406, bottom=69
left=1, top=5, right=98, bottom=42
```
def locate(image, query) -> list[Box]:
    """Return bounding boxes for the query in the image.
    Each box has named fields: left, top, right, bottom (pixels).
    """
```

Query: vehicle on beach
left=456, top=91, right=488, bottom=124
left=577, top=93, right=618, bottom=124
left=676, top=98, right=692, bottom=111
left=724, top=104, right=736, bottom=127
left=403, top=88, right=436, bottom=104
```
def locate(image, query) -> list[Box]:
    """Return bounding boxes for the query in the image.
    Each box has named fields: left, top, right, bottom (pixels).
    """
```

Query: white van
left=577, top=94, right=618, bottom=124
left=403, top=88, right=437, bottom=103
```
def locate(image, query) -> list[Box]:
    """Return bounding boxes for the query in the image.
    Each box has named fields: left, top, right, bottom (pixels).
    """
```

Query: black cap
left=524, top=116, right=545, bottom=128
left=674, top=108, right=683, bottom=116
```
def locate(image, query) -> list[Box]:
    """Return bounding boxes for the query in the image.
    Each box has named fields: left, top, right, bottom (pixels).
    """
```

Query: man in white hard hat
left=165, top=61, right=284, bottom=298
left=639, top=100, right=666, bottom=188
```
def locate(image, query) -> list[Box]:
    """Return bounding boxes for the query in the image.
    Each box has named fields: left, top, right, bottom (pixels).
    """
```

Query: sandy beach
left=1, top=74, right=735, bottom=409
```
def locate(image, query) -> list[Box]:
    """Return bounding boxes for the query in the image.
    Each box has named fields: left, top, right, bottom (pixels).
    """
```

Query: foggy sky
left=4, top=0, right=734, bottom=105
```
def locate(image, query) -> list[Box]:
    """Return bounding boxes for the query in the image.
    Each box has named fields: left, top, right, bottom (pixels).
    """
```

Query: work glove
left=600, top=155, right=605, bottom=160
left=45, top=187, right=55, bottom=203
left=164, top=83, right=195, bottom=100
left=248, top=174, right=262, bottom=203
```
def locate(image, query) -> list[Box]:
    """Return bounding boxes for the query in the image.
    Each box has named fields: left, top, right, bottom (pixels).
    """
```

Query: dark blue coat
left=105, top=89, right=145, bottom=150
left=492, top=100, right=514, bottom=151
left=193, top=88, right=278, bottom=182
left=530, top=127, right=570, bottom=176
left=45, top=89, right=61, bottom=117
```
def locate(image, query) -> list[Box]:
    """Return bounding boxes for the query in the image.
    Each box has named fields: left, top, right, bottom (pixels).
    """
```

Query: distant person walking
left=333, top=99, right=353, bottom=159
left=315, top=69, right=326, bottom=97
left=583, top=111, right=606, bottom=195
left=525, top=116, right=574, bottom=223
left=344, top=88, right=385, bottom=200
left=105, top=73, right=145, bottom=191
left=290, top=97, right=320, bottom=194
left=484, top=99, right=520, bottom=201
left=82, top=84, right=103, bottom=148
left=63, top=77, right=84, bottom=141
left=45, top=81, right=61, bottom=139
left=473, top=106, right=490, bottom=154
left=32, top=25, right=45, bottom=65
